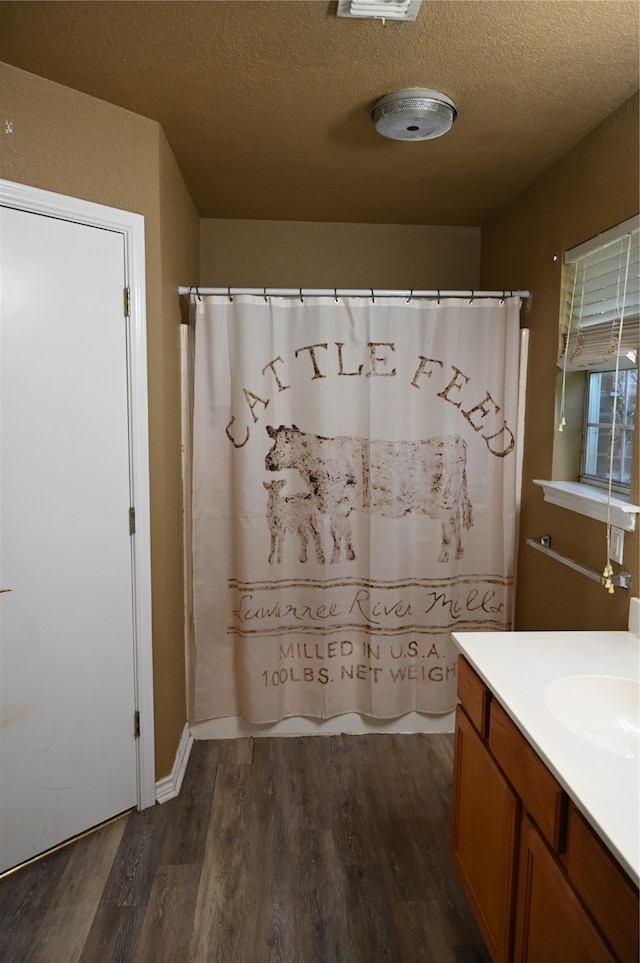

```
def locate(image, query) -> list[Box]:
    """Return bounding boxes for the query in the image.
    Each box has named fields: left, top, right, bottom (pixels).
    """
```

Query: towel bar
left=526, top=535, right=631, bottom=590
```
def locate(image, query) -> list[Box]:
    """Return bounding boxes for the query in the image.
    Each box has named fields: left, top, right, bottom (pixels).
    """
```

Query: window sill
left=533, top=480, right=640, bottom=532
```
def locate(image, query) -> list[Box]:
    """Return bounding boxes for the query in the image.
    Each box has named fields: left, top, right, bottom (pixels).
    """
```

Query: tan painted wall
left=154, top=132, right=199, bottom=774
left=200, top=219, right=481, bottom=289
left=0, top=62, right=200, bottom=778
left=481, top=92, right=640, bottom=631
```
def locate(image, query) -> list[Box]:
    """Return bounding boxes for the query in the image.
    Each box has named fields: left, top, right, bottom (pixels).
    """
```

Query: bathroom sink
left=545, top=675, right=640, bottom=759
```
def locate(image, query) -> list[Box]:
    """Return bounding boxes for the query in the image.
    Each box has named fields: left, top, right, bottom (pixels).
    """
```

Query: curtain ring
left=500, top=289, right=506, bottom=304
left=406, top=289, right=413, bottom=303
left=437, top=290, right=441, bottom=305
left=334, top=288, right=339, bottom=303
left=263, top=287, right=268, bottom=302
left=189, top=285, right=202, bottom=302
left=371, top=289, right=375, bottom=303
left=469, top=291, right=475, bottom=304
left=227, top=287, right=233, bottom=303
left=299, top=288, right=304, bottom=303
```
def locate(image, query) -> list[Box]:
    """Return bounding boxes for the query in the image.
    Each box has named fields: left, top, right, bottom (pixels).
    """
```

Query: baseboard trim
left=155, top=724, right=194, bottom=804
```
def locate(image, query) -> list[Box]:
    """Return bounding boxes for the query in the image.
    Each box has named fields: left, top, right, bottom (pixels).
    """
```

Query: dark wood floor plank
left=132, top=865, right=202, bottom=963
left=393, top=898, right=459, bottom=963
left=323, top=737, right=406, bottom=962
left=275, top=733, right=336, bottom=833
left=0, top=844, right=72, bottom=962
left=324, top=736, right=379, bottom=867
left=453, top=945, right=493, bottom=963
left=20, top=817, right=127, bottom=963
left=77, top=904, right=145, bottom=963
left=224, top=738, right=278, bottom=962
left=364, top=737, right=438, bottom=902
left=310, top=827, right=355, bottom=963
left=101, top=802, right=172, bottom=908
left=263, top=797, right=301, bottom=963
left=234, top=736, right=254, bottom=765
left=187, top=759, right=263, bottom=962
left=159, top=739, right=220, bottom=866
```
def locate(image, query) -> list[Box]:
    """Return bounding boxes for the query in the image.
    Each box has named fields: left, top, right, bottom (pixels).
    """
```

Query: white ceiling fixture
left=371, top=88, right=457, bottom=141
left=337, top=0, right=422, bottom=23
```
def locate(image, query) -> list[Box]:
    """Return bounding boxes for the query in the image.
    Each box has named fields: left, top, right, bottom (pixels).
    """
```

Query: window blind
left=558, top=216, right=639, bottom=372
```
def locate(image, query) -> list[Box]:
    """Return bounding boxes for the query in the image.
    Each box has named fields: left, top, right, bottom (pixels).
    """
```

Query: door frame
left=0, top=178, right=155, bottom=810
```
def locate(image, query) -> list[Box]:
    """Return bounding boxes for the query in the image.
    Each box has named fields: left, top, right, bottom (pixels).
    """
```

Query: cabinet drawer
left=566, top=803, right=640, bottom=963
left=457, top=655, right=490, bottom=738
left=489, top=700, right=566, bottom=850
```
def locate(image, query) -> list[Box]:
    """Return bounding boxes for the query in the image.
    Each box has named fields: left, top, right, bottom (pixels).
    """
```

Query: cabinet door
left=514, top=817, right=616, bottom=963
left=451, top=706, right=519, bottom=963
left=566, top=803, right=639, bottom=963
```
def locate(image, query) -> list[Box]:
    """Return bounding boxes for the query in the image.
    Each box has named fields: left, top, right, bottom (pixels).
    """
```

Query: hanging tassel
left=558, top=416, right=566, bottom=432
left=602, top=237, right=631, bottom=599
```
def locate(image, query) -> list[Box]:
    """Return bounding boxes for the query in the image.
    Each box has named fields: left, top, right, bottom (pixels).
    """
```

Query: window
left=558, top=215, right=639, bottom=496
left=582, top=368, right=637, bottom=491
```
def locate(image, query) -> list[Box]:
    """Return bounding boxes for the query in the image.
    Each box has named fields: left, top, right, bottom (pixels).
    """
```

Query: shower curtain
left=191, top=295, right=522, bottom=724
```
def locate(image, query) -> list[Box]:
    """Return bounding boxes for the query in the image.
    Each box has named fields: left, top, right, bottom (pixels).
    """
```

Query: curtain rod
left=178, top=286, right=530, bottom=300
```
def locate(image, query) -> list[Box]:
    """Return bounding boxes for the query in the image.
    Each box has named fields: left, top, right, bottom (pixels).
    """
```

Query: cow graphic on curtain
left=264, top=426, right=473, bottom=565
left=191, top=295, right=522, bottom=724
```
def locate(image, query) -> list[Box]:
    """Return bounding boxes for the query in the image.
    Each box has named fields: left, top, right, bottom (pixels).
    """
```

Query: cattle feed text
left=225, top=341, right=515, bottom=459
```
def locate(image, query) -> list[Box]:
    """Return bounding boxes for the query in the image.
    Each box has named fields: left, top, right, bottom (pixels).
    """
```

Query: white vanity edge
left=452, top=629, right=640, bottom=885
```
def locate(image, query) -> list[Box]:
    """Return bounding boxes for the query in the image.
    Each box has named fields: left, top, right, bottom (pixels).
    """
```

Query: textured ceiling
left=0, top=1, right=638, bottom=225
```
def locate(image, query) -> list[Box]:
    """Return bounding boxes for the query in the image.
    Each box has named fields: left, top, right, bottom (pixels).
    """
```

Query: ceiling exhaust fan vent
left=371, top=88, right=457, bottom=141
left=337, top=0, right=422, bottom=22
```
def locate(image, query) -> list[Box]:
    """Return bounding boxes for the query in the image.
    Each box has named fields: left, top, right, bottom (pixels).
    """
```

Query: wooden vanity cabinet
left=451, top=703, right=519, bottom=963
left=451, top=655, right=639, bottom=963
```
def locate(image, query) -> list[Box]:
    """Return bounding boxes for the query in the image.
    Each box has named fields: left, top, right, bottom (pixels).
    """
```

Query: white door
left=0, top=205, right=139, bottom=873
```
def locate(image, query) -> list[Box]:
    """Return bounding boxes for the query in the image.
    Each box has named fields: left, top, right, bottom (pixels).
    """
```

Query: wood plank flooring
left=0, top=734, right=490, bottom=963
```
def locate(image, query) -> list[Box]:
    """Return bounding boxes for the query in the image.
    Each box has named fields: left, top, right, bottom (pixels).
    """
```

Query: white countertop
left=452, top=630, right=640, bottom=885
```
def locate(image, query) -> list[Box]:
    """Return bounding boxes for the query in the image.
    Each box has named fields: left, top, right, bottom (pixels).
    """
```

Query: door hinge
left=134, top=710, right=141, bottom=739
left=129, top=507, right=136, bottom=535
left=124, top=287, right=131, bottom=318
